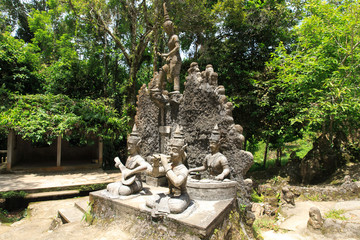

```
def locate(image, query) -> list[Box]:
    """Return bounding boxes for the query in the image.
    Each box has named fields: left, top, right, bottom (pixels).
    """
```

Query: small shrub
left=253, top=215, right=279, bottom=232
left=324, top=209, right=348, bottom=221
left=0, top=191, right=27, bottom=199
left=251, top=189, right=264, bottom=203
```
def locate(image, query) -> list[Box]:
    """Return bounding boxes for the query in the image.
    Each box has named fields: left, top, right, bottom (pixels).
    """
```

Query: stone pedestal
left=90, top=184, right=235, bottom=239
left=187, top=178, right=238, bottom=201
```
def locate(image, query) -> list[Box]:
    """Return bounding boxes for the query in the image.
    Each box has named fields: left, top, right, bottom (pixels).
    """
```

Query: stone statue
left=107, top=125, right=152, bottom=196
left=307, top=207, right=324, bottom=230
left=146, top=125, right=190, bottom=214
left=157, top=3, right=182, bottom=92
left=281, top=186, right=295, bottom=206
left=189, top=124, right=230, bottom=180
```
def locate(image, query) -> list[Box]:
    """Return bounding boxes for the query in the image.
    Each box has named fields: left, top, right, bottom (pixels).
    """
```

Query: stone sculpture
left=107, top=125, right=152, bottom=196
left=281, top=186, right=295, bottom=206
left=157, top=3, right=182, bottom=92
left=189, top=124, right=230, bottom=180
left=307, top=207, right=324, bottom=230
left=146, top=125, right=190, bottom=214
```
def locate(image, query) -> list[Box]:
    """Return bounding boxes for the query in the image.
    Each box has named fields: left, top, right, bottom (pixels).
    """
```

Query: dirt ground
left=1, top=196, right=360, bottom=240
left=0, top=197, right=132, bottom=240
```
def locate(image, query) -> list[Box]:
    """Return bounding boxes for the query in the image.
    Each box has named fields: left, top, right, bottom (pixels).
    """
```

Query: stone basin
left=186, top=177, right=238, bottom=201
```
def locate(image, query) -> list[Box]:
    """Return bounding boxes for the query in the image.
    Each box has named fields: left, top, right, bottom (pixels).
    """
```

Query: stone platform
left=89, top=184, right=236, bottom=239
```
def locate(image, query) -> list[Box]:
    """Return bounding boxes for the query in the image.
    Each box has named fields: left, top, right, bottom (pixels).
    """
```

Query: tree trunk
left=263, top=137, right=270, bottom=168
left=276, top=148, right=282, bottom=167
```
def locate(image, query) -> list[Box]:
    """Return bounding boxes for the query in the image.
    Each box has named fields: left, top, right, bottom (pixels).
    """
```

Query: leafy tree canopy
left=267, top=0, right=360, bottom=144
left=0, top=94, right=129, bottom=145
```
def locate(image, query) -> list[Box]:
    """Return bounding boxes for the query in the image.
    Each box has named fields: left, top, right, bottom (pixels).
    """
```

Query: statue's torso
left=205, top=152, right=226, bottom=176
left=168, top=35, right=181, bottom=59
left=169, top=163, right=188, bottom=196
left=126, top=155, right=143, bottom=178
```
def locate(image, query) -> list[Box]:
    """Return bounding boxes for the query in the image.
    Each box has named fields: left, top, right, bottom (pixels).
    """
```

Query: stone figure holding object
left=189, top=124, right=230, bottom=180
left=146, top=125, right=190, bottom=214
left=157, top=3, right=182, bottom=92
left=107, top=125, right=152, bottom=196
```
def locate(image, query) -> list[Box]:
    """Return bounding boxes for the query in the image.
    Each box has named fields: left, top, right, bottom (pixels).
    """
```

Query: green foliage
left=0, top=191, right=27, bottom=199
left=251, top=189, right=265, bottom=203
left=267, top=0, right=360, bottom=144
left=253, top=215, right=279, bottom=232
left=79, top=184, right=107, bottom=192
left=0, top=31, right=45, bottom=94
left=0, top=208, right=27, bottom=223
left=82, top=201, right=94, bottom=224
left=0, top=94, right=128, bottom=144
left=324, top=209, right=348, bottom=221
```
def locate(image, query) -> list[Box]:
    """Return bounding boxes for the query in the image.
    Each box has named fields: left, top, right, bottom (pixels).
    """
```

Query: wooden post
left=98, top=138, right=103, bottom=167
left=57, top=135, right=62, bottom=167
left=6, top=130, right=15, bottom=171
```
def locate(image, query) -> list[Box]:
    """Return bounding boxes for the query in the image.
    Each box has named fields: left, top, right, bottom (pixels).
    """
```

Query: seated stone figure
left=107, top=125, right=152, bottom=196
left=146, top=125, right=190, bottom=214
left=189, top=124, right=230, bottom=180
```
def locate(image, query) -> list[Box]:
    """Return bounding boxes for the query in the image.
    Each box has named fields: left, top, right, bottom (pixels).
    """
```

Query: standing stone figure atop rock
left=189, top=124, right=230, bottom=180
left=157, top=3, right=182, bottom=92
left=146, top=125, right=190, bottom=214
left=107, top=125, right=152, bottom=196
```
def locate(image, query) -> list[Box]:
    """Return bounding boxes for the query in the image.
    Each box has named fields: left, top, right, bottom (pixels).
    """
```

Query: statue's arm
left=160, top=35, right=180, bottom=58
left=215, top=157, right=230, bottom=180
left=189, top=157, right=208, bottom=173
left=167, top=36, right=180, bottom=57
left=122, top=156, right=148, bottom=178
left=166, top=169, right=187, bottom=187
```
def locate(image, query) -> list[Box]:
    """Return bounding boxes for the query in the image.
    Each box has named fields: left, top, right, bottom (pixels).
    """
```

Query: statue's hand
left=114, top=157, right=121, bottom=168
left=160, top=154, right=170, bottom=169
left=215, top=174, right=225, bottom=181
left=122, top=168, right=132, bottom=179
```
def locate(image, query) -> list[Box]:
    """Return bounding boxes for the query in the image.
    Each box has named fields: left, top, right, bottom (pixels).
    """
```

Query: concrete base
left=89, top=184, right=235, bottom=239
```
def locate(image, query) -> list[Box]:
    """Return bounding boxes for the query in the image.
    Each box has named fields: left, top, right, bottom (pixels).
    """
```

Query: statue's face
left=163, top=21, right=173, bottom=35
left=169, top=145, right=181, bottom=160
left=209, top=140, right=220, bottom=153
left=127, top=142, right=138, bottom=155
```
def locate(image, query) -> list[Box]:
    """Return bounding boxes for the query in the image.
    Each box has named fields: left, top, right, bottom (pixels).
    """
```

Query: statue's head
left=210, top=72, right=218, bottom=86
left=209, top=124, right=221, bottom=153
left=127, top=124, right=141, bottom=155
left=163, top=3, right=174, bottom=34
left=168, top=125, right=186, bottom=162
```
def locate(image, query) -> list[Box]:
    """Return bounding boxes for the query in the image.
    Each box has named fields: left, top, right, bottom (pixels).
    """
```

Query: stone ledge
left=89, top=185, right=235, bottom=239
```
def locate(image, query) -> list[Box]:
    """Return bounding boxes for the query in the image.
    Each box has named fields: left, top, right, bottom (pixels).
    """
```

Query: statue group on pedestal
left=105, top=2, right=249, bottom=215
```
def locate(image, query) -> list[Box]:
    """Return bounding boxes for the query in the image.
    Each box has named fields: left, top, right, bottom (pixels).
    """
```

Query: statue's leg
left=170, top=60, right=181, bottom=91
left=168, top=193, right=190, bottom=214
left=146, top=194, right=161, bottom=209
left=173, top=76, right=180, bottom=91
left=107, top=181, right=123, bottom=196
left=161, top=64, right=171, bottom=83
left=118, top=185, right=132, bottom=196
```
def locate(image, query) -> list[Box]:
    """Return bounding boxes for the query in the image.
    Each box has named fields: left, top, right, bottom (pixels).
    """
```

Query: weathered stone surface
left=186, top=178, right=237, bottom=201
left=135, top=64, right=253, bottom=182
left=307, top=207, right=324, bottom=230
left=135, top=85, right=161, bottom=157
left=90, top=188, right=236, bottom=239
left=178, top=64, right=253, bottom=180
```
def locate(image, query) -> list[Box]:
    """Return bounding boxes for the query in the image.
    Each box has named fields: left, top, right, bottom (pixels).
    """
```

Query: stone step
left=25, top=190, right=80, bottom=201
left=75, top=200, right=90, bottom=213
left=58, top=207, right=84, bottom=223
